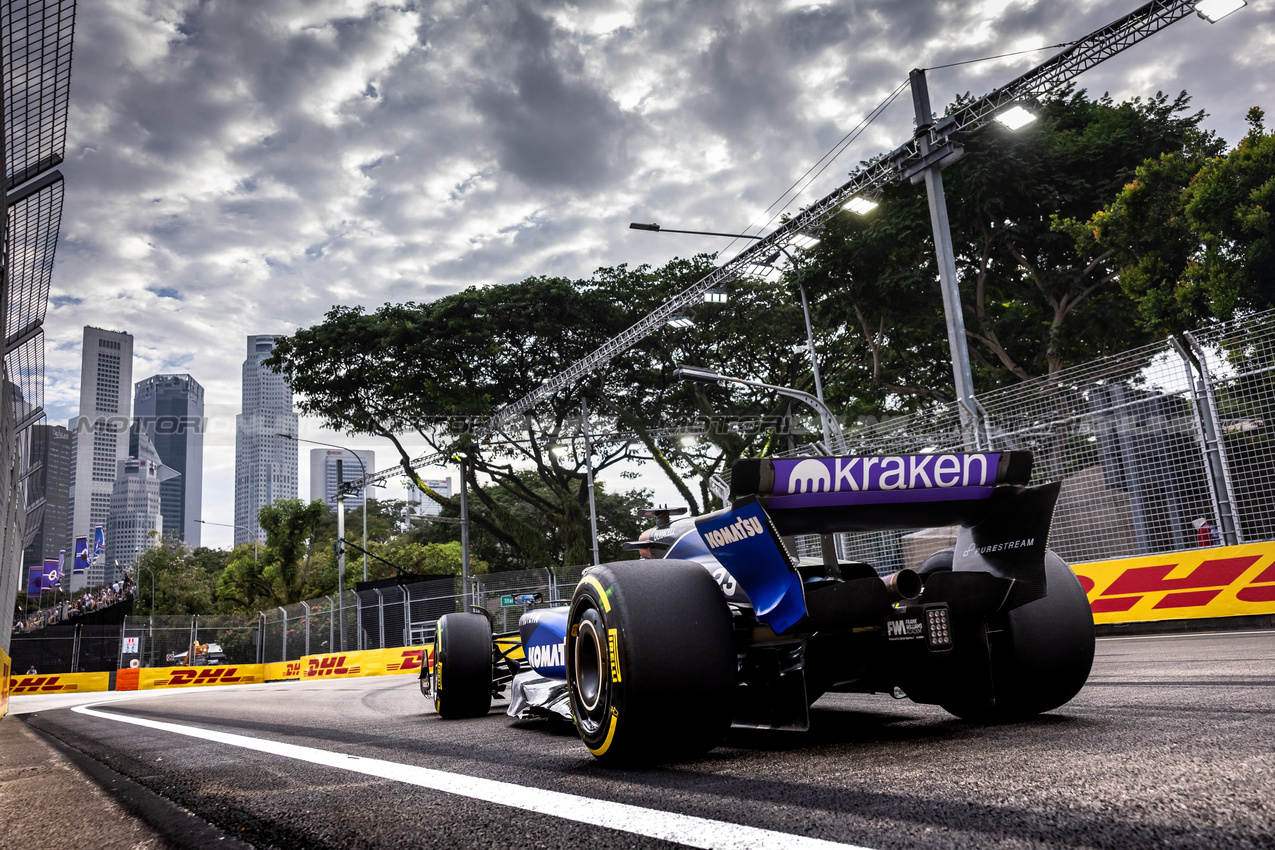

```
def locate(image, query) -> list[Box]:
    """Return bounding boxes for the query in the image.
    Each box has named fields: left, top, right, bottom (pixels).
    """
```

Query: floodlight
left=1196, top=0, right=1245, bottom=22
left=672, top=364, right=722, bottom=384
left=789, top=234, right=821, bottom=250
left=703, top=288, right=728, bottom=304
left=629, top=222, right=661, bottom=231
left=995, top=105, right=1036, bottom=130
left=667, top=315, right=695, bottom=328
left=844, top=196, right=878, bottom=215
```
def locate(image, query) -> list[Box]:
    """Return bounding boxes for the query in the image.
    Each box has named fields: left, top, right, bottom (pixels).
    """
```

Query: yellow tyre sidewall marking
left=579, top=575, right=611, bottom=612
left=588, top=707, right=620, bottom=756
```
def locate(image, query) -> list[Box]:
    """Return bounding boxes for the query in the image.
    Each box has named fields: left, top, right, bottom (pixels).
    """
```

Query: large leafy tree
left=804, top=87, right=1214, bottom=409
left=1066, top=107, right=1275, bottom=331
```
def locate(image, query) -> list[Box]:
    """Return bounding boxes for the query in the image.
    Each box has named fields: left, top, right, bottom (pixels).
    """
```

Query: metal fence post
left=403, top=585, right=411, bottom=646
left=374, top=588, right=386, bottom=649
left=1170, top=336, right=1234, bottom=547
left=1183, top=331, right=1245, bottom=545
left=355, top=592, right=362, bottom=651
left=327, top=595, right=335, bottom=654
left=279, top=606, right=287, bottom=662
left=302, top=601, right=311, bottom=657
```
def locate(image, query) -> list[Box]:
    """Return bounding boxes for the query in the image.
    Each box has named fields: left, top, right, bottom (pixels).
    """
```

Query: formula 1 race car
left=422, top=451, right=1095, bottom=763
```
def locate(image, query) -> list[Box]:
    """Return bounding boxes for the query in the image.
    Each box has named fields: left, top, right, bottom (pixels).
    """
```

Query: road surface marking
left=73, top=702, right=874, bottom=850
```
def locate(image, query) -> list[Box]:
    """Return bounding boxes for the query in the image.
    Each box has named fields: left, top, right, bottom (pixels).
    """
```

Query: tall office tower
left=68, top=327, right=133, bottom=579
left=234, top=335, right=298, bottom=545
left=21, top=423, right=72, bottom=568
left=309, top=448, right=376, bottom=510
left=406, top=478, right=451, bottom=518
left=134, top=374, right=204, bottom=546
left=105, top=424, right=176, bottom=577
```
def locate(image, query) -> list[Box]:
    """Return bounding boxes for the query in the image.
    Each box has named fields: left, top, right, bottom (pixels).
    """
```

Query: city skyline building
left=406, top=478, right=452, bottom=519
left=134, top=373, right=204, bottom=546
left=308, top=448, right=376, bottom=511
left=105, top=425, right=176, bottom=579
left=68, top=327, right=134, bottom=567
left=22, top=423, right=72, bottom=571
left=234, top=335, right=297, bottom=545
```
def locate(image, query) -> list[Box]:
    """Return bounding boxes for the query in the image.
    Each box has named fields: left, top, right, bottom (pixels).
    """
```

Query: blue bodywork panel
left=695, top=500, right=807, bottom=634
left=518, top=607, right=568, bottom=678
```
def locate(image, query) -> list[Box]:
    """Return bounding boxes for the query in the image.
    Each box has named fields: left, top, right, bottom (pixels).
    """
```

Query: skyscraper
left=106, top=424, right=176, bottom=574
left=68, top=327, right=133, bottom=583
left=309, top=448, right=376, bottom=511
left=22, top=423, right=72, bottom=569
left=134, top=374, right=204, bottom=546
left=234, top=335, right=297, bottom=545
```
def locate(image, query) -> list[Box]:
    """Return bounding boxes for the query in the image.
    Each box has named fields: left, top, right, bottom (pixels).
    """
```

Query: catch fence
left=818, top=308, right=1275, bottom=573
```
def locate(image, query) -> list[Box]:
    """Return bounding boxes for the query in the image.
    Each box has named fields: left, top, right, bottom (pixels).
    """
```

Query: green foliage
left=133, top=537, right=232, bottom=615
left=1068, top=106, right=1274, bottom=331
left=807, top=87, right=1214, bottom=404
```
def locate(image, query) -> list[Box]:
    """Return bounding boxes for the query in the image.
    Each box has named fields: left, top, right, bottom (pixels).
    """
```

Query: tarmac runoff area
left=4, top=629, right=1274, bottom=850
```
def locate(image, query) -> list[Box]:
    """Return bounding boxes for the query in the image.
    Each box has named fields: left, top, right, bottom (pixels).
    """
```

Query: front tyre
left=432, top=612, right=493, bottom=719
left=567, top=560, right=735, bottom=764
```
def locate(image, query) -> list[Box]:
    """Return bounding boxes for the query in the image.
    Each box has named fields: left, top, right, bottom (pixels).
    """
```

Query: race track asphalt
left=12, top=631, right=1275, bottom=850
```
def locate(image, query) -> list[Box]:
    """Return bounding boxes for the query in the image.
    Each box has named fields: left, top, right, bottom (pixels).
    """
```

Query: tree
left=133, top=537, right=231, bottom=616
left=804, top=87, right=1216, bottom=409
left=1069, top=107, right=1274, bottom=331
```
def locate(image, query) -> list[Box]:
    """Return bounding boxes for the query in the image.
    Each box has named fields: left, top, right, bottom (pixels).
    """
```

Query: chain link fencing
left=800, top=308, right=1275, bottom=574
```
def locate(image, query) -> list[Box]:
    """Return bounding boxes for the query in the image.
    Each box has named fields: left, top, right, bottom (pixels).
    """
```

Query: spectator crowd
left=11, top=577, right=134, bottom=634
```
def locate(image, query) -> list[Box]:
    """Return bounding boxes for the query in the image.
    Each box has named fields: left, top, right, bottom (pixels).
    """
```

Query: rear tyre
left=941, top=551, right=1095, bottom=721
left=432, top=612, right=493, bottom=719
left=566, top=560, right=735, bottom=764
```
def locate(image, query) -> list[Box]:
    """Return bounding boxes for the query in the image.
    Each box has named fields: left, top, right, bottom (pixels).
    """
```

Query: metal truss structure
left=347, top=0, right=1215, bottom=493
left=2, top=0, right=78, bottom=644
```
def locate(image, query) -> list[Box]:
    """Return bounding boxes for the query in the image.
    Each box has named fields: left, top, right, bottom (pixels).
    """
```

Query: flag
left=27, top=566, right=43, bottom=597
left=93, top=524, right=105, bottom=561
left=73, top=537, right=89, bottom=574
left=41, top=559, right=61, bottom=591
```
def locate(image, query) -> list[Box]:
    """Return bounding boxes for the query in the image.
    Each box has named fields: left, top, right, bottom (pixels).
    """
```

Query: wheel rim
left=575, top=618, right=604, bottom=712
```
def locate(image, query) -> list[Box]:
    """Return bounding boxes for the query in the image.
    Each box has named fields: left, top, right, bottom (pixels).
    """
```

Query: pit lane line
left=72, top=700, right=875, bottom=850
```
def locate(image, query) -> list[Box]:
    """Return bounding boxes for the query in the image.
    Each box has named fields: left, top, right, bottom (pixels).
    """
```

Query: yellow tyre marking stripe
left=588, top=709, right=619, bottom=756
left=579, top=575, right=611, bottom=612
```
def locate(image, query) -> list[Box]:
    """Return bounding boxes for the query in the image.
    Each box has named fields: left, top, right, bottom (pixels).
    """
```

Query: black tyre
left=917, top=547, right=954, bottom=582
left=566, top=560, right=735, bottom=763
left=432, top=612, right=493, bottom=719
left=941, top=551, right=1095, bottom=721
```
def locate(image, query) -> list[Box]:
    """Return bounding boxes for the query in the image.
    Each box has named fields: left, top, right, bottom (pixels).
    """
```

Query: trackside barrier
left=266, top=660, right=303, bottom=681
left=301, top=646, right=430, bottom=681
left=1, top=645, right=11, bottom=717
left=114, top=665, right=266, bottom=691
left=8, top=671, right=110, bottom=696
left=1073, top=540, right=1275, bottom=625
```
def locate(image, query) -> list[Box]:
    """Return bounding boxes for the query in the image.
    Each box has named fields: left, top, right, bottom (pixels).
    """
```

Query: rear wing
left=729, top=451, right=1035, bottom=535
left=729, top=451, right=1059, bottom=610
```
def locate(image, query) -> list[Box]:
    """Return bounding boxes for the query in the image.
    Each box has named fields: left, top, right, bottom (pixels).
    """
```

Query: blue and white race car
left=423, top=450, right=1095, bottom=764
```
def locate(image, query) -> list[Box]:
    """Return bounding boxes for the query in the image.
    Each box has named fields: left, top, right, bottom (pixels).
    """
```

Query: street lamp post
left=196, top=520, right=258, bottom=563
left=673, top=364, right=844, bottom=444
left=197, top=519, right=257, bottom=565
left=279, top=434, right=369, bottom=582
left=630, top=222, right=835, bottom=450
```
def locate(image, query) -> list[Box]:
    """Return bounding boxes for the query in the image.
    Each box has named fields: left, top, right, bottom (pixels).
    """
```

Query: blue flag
left=27, top=566, right=43, bottom=597
left=73, top=537, right=89, bottom=574
left=93, top=524, right=105, bottom=562
left=42, top=559, right=61, bottom=591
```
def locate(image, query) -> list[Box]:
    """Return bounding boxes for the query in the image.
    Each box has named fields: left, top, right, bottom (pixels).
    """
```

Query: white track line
left=73, top=702, right=873, bottom=850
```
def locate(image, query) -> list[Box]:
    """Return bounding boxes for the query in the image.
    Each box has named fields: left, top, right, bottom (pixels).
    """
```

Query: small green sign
left=500, top=595, right=516, bottom=607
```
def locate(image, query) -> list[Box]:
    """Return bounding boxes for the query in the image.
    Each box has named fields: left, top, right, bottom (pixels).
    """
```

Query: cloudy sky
left=44, top=0, right=1274, bottom=547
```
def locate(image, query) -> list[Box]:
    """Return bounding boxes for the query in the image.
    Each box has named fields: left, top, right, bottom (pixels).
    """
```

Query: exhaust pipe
left=883, top=569, right=923, bottom=603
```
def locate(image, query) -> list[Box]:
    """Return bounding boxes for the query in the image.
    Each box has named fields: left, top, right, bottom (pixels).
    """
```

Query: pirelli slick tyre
left=432, top=612, right=493, bottom=719
left=566, top=560, right=735, bottom=764
left=941, top=551, right=1096, bottom=722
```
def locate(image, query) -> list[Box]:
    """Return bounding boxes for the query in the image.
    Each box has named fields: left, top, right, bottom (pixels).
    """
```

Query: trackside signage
left=265, top=660, right=303, bottom=681
left=8, top=671, right=110, bottom=696
left=769, top=453, right=1003, bottom=508
left=1072, top=541, right=1275, bottom=625
left=301, top=646, right=430, bottom=680
left=136, top=665, right=266, bottom=689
